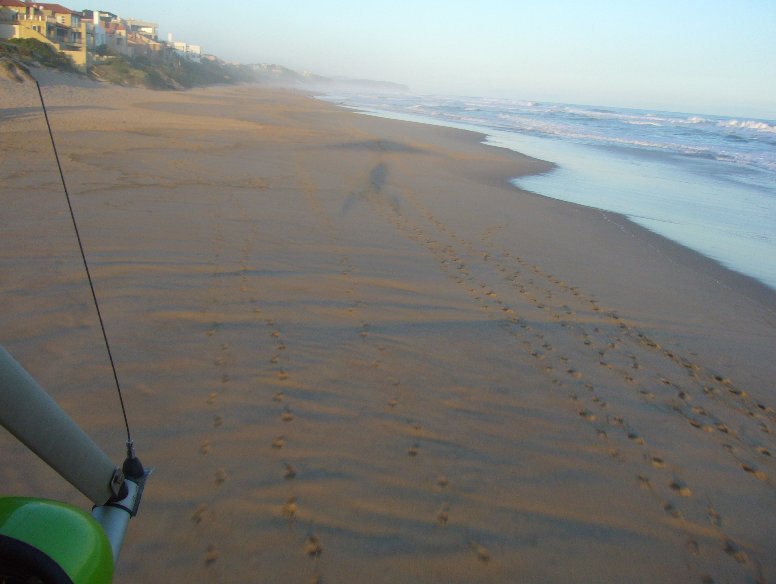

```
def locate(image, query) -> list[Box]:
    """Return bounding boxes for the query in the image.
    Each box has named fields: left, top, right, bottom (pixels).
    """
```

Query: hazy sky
left=92, top=1, right=775, bottom=118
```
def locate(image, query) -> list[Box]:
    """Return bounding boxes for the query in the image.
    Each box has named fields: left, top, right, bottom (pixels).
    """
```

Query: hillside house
left=2, top=2, right=203, bottom=69
left=0, top=0, right=88, bottom=69
left=0, top=0, right=25, bottom=22
left=102, top=19, right=128, bottom=55
left=0, top=0, right=28, bottom=39
left=126, top=19, right=163, bottom=57
left=125, top=19, right=157, bottom=40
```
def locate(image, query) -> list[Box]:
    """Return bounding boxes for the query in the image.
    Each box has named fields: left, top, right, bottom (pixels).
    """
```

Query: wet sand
left=1, top=70, right=775, bottom=583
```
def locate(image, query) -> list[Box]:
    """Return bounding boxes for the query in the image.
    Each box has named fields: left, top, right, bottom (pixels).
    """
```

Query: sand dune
left=1, top=70, right=775, bottom=583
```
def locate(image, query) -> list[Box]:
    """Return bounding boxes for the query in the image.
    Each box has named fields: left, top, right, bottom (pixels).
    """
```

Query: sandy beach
left=1, top=70, right=775, bottom=583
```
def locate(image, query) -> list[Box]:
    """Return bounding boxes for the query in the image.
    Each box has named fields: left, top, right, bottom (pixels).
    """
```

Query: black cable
left=34, top=78, right=132, bottom=443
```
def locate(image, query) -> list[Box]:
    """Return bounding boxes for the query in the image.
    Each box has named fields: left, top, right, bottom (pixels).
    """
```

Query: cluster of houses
left=0, top=0, right=203, bottom=70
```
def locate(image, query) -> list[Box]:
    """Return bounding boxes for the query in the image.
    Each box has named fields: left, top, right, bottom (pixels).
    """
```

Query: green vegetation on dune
left=90, top=46, right=260, bottom=90
left=1, top=39, right=261, bottom=90
left=0, top=38, right=77, bottom=72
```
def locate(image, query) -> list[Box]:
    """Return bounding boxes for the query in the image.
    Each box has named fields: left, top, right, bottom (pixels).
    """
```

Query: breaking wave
left=322, top=92, right=776, bottom=177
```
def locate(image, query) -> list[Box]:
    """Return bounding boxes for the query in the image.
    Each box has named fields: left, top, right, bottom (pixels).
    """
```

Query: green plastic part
left=0, top=496, right=114, bottom=584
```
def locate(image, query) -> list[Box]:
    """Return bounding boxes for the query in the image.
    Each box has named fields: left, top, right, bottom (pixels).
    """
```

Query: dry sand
left=1, top=69, right=775, bottom=583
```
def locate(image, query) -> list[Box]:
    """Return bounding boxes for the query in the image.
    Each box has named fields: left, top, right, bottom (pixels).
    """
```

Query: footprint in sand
left=408, top=443, right=420, bottom=457
left=662, top=502, right=681, bottom=518
left=200, top=440, right=211, bottom=455
left=305, top=534, right=323, bottom=558
left=669, top=479, right=693, bottom=497
left=282, top=408, right=295, bottom=422
left=206, top=392, right=218, bottom=405
left=707, top=504, right=722, bottom=527
left=741, top=463, right=767, bottom=481
left=204, top=544, right=219, bottom=567
left=213, top=415, right=223, bottom=428
left=437, top=475, right=450, bottom=488
left=437, top=502, right=451, bottom=525
left=469, top=541, right=491, bottom=564
left=284, top=463, right=297, bottom=480
left=649, top=455, right=665, bottom=468
left=723, top=540, right=748, bottom=564
left=191, top=503, right=209, bottom=525
left=272, top=436, right=285, bottom=449
left=688, top=419, right=711, bottom=432
left=281, top=497, right=297, bottom=520
left=214, top=468, right=228, bottom=485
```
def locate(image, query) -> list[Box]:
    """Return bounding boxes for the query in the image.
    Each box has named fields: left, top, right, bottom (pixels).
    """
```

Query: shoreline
left=327, top=98, right=776, bottom=295
left=325, top=99, right=776, bottom=349
left=2, top=73, right=775, bottom=583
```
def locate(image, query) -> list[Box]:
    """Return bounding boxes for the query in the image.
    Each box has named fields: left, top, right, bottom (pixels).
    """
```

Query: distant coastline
left=0, top=38, right=409, bottom=92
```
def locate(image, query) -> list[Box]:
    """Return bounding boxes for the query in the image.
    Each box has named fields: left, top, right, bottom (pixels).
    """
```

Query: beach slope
left=1, top=72, right=775, bottom=583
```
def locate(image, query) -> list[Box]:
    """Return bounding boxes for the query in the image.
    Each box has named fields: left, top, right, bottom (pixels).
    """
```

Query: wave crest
left=718, top=119, right=776, bottom=134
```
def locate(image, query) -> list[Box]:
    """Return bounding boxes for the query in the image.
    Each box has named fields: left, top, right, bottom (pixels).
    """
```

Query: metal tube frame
left=0, top=344, right=147, bottom=564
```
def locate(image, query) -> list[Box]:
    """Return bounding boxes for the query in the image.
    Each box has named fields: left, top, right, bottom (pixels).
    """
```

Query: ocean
left=319, top=93, right=776, bottom=292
